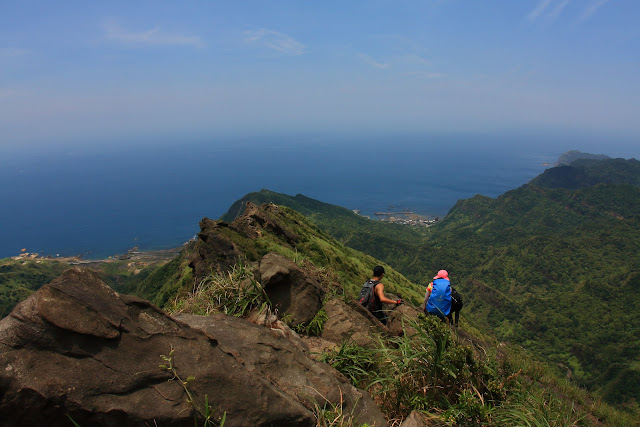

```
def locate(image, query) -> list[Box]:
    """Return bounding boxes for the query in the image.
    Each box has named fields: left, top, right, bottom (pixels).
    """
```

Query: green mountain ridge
left=224, top=157, right=640, bottom=412
left=125, top=195, right=637, bottom=424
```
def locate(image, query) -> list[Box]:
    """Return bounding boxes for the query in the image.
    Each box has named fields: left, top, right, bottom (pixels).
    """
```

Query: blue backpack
left=426, top=278, right=451, bottom=316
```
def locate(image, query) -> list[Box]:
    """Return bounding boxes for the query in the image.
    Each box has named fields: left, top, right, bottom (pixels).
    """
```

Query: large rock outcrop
left=177, top=313, right=386, bottom=427
left=189, top=202, right=299, bottom=280
left=320, top=297, right=388, bottom=347
left=254, top=253, right=325, bottom=327
left=386, top=304, right=422, bottom=338
left=0, top=269, right=386, bottom=426
left=189, top=218, right=243, bottom=278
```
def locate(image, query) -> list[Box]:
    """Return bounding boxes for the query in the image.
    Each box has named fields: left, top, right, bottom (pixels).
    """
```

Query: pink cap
left=433, top=270, right=449, bottom=280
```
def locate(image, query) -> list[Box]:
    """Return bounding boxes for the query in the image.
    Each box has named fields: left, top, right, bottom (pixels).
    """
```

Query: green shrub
left=167, top=260, right=269, bottom=317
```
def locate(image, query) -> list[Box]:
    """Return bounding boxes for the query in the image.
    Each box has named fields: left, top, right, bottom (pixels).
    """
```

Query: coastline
left=6, top=244, right=186, bottom=273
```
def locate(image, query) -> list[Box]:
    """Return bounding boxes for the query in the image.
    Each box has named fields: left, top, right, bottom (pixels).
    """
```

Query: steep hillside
left=434, top=160, right=640, bottom=411
left=221, top=190, right=431, bottom=283
left=221, top=189, right=428, bottom=264
left=225, top=158, right=640, bottom=412
left=154, top=202, right=635, bottom=425
left=2, top=185, right=636, bottom=423
left=136, top=201, right=425, bottom=308
left=193, top=199, right=635, bottom=424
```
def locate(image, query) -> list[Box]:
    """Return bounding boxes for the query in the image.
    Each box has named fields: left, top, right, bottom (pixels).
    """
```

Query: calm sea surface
left=1, top=136, right=557, bottom=259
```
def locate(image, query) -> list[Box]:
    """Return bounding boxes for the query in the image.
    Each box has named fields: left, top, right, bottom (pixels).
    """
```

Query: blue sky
left=2, top=0, right=639, bottom=149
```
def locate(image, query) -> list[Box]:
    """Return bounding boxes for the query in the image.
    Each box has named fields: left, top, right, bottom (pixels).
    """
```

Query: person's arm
left=423, top=283, right=433, bottom=311
left=375, top=283, right=401, bottom=305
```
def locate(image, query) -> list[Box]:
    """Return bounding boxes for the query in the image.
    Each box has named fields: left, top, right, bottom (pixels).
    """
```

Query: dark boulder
left=255, top=253, right=325, bottom=327
left=0, top=269, right=385, bottom=426
left=177, top=313, right=387, bottom=427
left=189, top=202, right=300, bottom=281
left=386, top=304, right=422, bottom=338
left=189, top=218, right=243, bottom=279
left=320, top=297, right=388, bottom=347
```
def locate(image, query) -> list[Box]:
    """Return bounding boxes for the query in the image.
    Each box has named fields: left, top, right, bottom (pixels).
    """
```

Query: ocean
left=1, top=134, right=560, bottom=259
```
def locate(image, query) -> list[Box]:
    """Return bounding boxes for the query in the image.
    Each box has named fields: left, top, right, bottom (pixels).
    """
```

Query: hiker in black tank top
left=367, top=265, right=403, bottom=325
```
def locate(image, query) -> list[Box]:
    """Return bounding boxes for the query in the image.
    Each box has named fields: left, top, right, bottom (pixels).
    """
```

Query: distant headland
left=541, top=150, right=612, bottom=167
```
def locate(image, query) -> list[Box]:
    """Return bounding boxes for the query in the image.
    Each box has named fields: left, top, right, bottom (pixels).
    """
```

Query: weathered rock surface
left=399, top=410, right=441, bottom=426
left=254, top=253, right=325, bottom=327
left=177, top=313, right=387, bottom=427
left=0, top=269, right=386, bottom=426
left=321, top=297, right=388, bottom=347
left=189, top=202, right=299, bottom=280
left=189, top=217, right=245, bottom=280
left=386, top=304, right=422, bottom=338
left=234, top=202, right=299, bottom=246
left=300, top=336, right=339, bottom=360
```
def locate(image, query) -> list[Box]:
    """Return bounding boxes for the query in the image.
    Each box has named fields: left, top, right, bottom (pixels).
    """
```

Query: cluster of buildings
left=352, top=210, right=439, bottom=227
left=13, top=249, right=40, bottom=260
left=379, top=216, right=438, bottom=226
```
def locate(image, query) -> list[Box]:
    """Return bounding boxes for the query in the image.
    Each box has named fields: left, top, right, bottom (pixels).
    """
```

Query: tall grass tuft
left=321, top=340, right=376, bottom=389
left=167, top=260, right=269, bottom=317
left=492, top=388, right=587, bottom=427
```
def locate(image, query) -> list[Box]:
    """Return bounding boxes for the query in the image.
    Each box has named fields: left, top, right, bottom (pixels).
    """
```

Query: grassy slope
left=221, top=190, right=432, bottom=280
left=224, top=161, right=640, bottom=411
left=177, top=205, right=636, bottom=426
left=131, top=203, right=425, bottom=309
left=4, top=158, right=638, bottom=417
left=3, top=186, right=636, bottom=423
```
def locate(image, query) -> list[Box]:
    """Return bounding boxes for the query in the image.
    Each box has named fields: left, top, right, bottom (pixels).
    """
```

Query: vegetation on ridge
left=166, top=256, right=635, bottom=426
left=0, top=259, right=70, bottom=318
left=225, top=157, right=640, bottom=413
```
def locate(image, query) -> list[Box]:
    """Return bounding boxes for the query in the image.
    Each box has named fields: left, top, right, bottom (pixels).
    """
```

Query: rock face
left=189, top=217, right=243, bottom=278
left=189, top=202, right=299, bottom=280
left=399, top=410, right=439, bottom=427
left=386, top=304, right=422, bottom=338
left=254, top=253, right=325, bottom=327
left=0, top=269, right=386, bottom=426
left=177, top=313, right=387, bottom=427
left=321, top=297, right=388, bottom=347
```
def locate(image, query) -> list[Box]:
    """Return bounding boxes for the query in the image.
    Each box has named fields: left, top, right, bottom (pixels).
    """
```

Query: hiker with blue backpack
left=424, top=269, right=453, bottom=323
left=359, top=265, right=404, bottom=325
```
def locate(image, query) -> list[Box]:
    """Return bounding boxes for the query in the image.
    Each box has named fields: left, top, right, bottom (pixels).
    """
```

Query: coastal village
left=353, top=209, right=439, bottom=227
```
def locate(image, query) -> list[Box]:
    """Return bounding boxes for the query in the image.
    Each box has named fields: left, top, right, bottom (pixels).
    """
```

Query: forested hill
left=531, top=157, right=640, bottom=189
left=430, top=158, right=640, bottom=406
left=226, top=157, right=640, bottom=411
